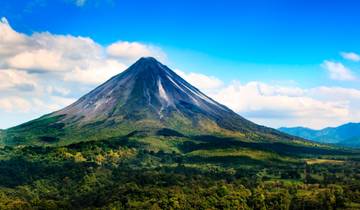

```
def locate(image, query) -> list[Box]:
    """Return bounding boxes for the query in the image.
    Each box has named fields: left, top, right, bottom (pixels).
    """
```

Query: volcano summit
left=1, top=57, right=294, bottom=146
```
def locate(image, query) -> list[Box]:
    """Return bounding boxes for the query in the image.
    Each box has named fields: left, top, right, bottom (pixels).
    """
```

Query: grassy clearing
left=305, top=159, right=345, bottom=165
left=186, top=148, right=299, bottom=164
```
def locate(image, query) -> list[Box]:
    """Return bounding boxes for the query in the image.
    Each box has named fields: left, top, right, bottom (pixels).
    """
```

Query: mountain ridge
left=279, top=122, right=360, bottom=147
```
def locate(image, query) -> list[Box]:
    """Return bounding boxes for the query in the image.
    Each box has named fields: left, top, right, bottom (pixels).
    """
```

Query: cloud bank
left=1, top=17, right=360, bottom=129
left=178, top=71, right=360, bottom=129
left=0, top=17, right=165, bottom=128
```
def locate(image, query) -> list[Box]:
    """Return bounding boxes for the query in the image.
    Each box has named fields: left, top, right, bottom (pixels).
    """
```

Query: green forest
left=0, top=133, right=359, bottom=210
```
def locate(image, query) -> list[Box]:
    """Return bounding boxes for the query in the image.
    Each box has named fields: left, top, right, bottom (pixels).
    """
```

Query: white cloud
left=202, top=81, right=360, bottom=129
left=171, top=68, right=360, bottom=129
left=0, top=17, right=166, bottom=127
left=341, top=52, right=360, bottom=62
left=3, top=31, right=104, bottom=74
left=308, top=86, right=360, bottom=101
left=46, top=86, right=70, bottom=96
left=32, top=96, right=76, bottom=111
left=321, top=60, right=357, bottom=81
left=1, top=16, right=359, bottom=130
left=0, top=96, right=32, bottom=113
left=0, top=17, right=25, bottom=43
left=211, top=82, right=347, bottom=119
left=64, top=59, right=126, bottom=84
left=7, top=50, right=63, bottom=72
left=174, top=69, right=223, bottom=91
left=107, top=41, right=166, bottom=62
left=249, top=82, right=305, bottom=97
left=0, top=94, right=76, bottom=117
left=0, top=18, right=163, bottom=82
left=0, top=69, right=38, bottom=91
left=0, top=18, right=27, bottom=56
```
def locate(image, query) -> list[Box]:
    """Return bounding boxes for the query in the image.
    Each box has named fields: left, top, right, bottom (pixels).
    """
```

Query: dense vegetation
left=0, top=133, right=359, bottom=210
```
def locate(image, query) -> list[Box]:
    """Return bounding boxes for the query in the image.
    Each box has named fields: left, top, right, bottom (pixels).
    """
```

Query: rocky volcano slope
left=2, top=57, right=295, bottom=146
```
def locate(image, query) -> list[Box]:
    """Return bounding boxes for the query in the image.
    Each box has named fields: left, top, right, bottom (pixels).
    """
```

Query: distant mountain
left=2, top=57, right=296, bottom=146
left=279, top=123, right=360, bottom=147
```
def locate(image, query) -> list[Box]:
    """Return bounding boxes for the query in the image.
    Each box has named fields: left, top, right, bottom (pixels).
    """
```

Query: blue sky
left=0, top=0, right=360, bottom=129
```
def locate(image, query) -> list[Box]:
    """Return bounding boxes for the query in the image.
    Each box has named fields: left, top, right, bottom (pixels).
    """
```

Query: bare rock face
left=54, top=57, right=251, bottom=129
left=56, top=57, right=227, bottom=121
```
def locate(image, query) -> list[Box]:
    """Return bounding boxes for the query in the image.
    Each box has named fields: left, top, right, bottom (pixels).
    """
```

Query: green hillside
left=0, top=133, right=359, bottom=209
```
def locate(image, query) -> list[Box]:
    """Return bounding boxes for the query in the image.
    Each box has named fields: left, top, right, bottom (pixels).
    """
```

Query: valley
left=0, top=132, right=359, bottom=209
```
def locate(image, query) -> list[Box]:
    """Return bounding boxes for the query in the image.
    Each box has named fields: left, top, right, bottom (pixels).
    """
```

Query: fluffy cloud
left=174, top=69, right=223, bottom=91
left=46, top=86, right=70, bottom=96
left=177, top=70, right=360, bottom=129
left=211, top=82, right=345, bottom=117
left=0, top=96, right=32, bottom=113
left=32, top=96, right=76, bottom=111
left=0, top=17, right=164, bottom=81
left=1, top=16, right=359, bottom=130
left=308, top=86, right=360, bottom=101
left=0, top=95, right=76, bottom=114
left=341, top=52, right=360, bottom=62
left=7, top=50, right=63, bottom=72
left=0, top=69, right=38, bottom=91
left=0, top=17, right=165, bottom=127
left=207, top=81, right=360, bottom=129
left=107, top=41, right=166, bottom=62
left=64, top=59, right=126, bottom=84
left=2, top=30, right=105, bottom=74
left=0, top=18, right=27, bottom=56
left=321, top=60, right=357, bottom=81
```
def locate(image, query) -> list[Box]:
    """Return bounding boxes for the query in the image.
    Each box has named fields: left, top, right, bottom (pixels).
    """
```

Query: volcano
left=2, top=57, right=294, bottom=146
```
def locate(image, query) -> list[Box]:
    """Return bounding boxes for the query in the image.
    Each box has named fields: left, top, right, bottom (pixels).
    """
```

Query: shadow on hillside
left=186, top=155, right=266, bottom=167
left=180, top=135, right=353, bottom=157
left=0, top=157, right=94, bottom=188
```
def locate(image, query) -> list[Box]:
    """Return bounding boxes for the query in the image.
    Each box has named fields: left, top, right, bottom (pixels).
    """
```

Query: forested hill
left=279, top=122, right=360, bottom=148
left=0, top=133, right=359, bottom=209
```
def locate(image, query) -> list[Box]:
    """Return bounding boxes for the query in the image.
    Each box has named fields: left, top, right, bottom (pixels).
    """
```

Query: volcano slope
left=3, top=57, right=297, bottom=146
left=0, top=57, right=359, bottom=209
